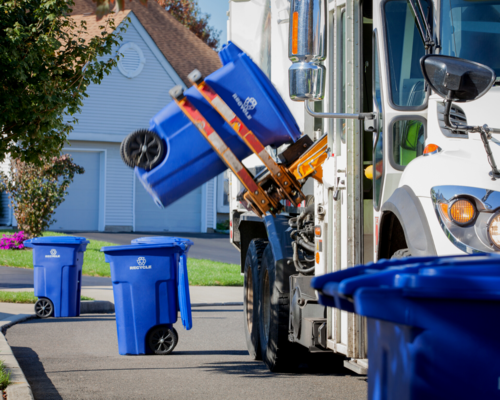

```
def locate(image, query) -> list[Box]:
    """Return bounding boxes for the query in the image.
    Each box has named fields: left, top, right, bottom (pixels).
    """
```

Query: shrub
left=0, top=155, right=84, bottom=239
left=0, top=231, right=26, bottom=250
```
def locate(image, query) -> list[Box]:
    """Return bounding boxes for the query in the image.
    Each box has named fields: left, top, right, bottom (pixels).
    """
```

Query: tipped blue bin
left=311, top=254, right=500, bottom=400
left=102, top=238, right=193, bottom=355
left=135, top=42, right=301, bottom=209
left=24, top=236, right=89, bottom=318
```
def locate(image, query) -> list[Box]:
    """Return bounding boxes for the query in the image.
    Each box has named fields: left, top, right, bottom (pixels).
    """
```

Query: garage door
left=134, top=177, right=202, bottom=232
left=51, top=152, right=101, bottom=231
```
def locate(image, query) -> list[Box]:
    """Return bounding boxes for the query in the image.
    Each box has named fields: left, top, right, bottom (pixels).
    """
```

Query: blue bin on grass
left=311, top=254, right=500, bottom=400
left=101, top=238, right=193, bottom=355
left=24, top=236, right=89, bottom=318
left=136, top=41, right=301, bottom=209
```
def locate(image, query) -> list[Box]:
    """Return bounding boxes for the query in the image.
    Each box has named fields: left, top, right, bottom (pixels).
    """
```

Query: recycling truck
left=121, top=0, right=500, bottom=373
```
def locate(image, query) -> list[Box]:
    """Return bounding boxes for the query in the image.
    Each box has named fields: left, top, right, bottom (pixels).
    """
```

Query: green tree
left=93, top=0, right=220, bottom=49
left=0, top=0, right=127, bottom=164
left=1, top=155, right=84, bottom=238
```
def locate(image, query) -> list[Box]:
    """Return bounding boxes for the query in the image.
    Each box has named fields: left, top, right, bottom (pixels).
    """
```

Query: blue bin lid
left=24, top=236, right=89, bottom=247
left=312, top=254, right=500, bottom=312
left=100, top=242, right=189, bottom=253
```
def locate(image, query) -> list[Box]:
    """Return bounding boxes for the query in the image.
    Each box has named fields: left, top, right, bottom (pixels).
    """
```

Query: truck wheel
left=391, top=248, right=411, bottom=259
left=243, top=239, right=267, bottom=360
left=122, top=129, right=165, bottom=171
left=258, top=245, right=303, bottom=372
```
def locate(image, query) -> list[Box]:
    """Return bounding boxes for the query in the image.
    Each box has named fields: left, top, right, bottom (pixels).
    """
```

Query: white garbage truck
left=225, top=0, right=500, bottom=373
left=122, top=0, right=500, bottom=374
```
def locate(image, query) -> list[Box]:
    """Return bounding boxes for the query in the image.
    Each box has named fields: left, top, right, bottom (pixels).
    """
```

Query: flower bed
left=0, top=231, right=26, bottom=250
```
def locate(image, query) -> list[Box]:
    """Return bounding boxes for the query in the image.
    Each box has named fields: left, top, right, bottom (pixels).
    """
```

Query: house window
left=217, top=170, right=230, bottom=213
left=117, top=42, right=146, bottom=79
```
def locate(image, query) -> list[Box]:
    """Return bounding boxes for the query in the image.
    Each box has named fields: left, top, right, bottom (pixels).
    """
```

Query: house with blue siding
left=32, top=0, right=229, bottom=233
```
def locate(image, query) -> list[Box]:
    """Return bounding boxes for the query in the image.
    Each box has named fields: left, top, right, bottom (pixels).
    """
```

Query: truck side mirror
left=288, top=0, right=327, bottom=101
left=420, top=55, right=496, bottom=103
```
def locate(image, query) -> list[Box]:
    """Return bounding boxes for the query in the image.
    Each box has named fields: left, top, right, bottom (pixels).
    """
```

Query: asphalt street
left=65, top=231, right=240, bottom=264
left=7, top=308, right=367, bottom=400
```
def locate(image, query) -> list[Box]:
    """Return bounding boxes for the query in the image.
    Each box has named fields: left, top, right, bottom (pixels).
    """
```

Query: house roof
left=71, top=0, right=222, bottom=86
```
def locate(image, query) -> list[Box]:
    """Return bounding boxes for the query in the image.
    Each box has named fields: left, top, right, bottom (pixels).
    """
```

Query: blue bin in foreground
left=101, top=238, right=193, bottom=355
left=24, top=236, right=89, bottom=318
left=311, top=254, right=500, bottom=400
left=136, top=41, right=301, bottom=209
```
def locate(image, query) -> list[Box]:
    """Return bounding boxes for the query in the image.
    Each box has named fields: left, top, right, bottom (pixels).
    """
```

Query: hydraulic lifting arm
left=170, top=70, right=330, bottom=217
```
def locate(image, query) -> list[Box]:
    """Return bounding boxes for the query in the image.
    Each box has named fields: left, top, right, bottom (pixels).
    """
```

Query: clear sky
left=196, top=0, right=230, bottom=47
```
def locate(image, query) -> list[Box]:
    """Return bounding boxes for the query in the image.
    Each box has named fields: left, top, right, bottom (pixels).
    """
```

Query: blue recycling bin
left=311, top=254, right=500, bottom=400
left=24, top=236, right=89, bottom=318
left=136, top=41, right=302, bottom=209
left=101, top=238, right=193, bottom=355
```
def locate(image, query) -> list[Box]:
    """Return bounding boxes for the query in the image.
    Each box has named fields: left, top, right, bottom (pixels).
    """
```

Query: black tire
left=391, top=248, right=412, bottom=259
left=147, top=325, right=178, bottom=355
left=35, top=298, right=54, bottom=319
left=122, top=129, right=166, bottom=171
left=243, top=239, right=268, bottom=360
left=259, top=245, right=306, bottom=372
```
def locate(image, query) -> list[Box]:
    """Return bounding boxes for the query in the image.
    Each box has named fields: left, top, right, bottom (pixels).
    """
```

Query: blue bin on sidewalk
left=24, top=236, right=89, bottom=319
left=101, top=238, right=193, bottom=355
left=311, top=254, right=500, bottom=400
left=136, top=41, right=301, bottom=209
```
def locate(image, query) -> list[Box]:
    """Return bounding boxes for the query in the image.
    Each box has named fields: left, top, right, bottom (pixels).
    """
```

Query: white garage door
left=134, top=177, right=202, bottom=232
left=51, top=152, right=101, bottom=231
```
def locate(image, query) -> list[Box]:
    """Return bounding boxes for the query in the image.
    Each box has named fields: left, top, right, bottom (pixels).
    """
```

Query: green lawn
left=0, top=291, right=94, bottom=304
left=0, top=230, right=242, bottom=286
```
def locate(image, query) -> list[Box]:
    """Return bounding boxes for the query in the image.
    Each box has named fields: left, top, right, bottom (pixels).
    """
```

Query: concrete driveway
left=65, top=231, right=240, bottom=264
left=7, top=308, right=367, bottom=400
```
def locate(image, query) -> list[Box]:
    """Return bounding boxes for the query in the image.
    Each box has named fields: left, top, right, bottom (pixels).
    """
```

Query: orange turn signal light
left=315, top=252, right=320, bottom=264
left=423, top=144, right=441, bottom=155
left=449, top=199, right=476, bottom=225
left=292, top=12, right=299, bottom=54
left=315, top=226, right=321, bottom=237
left=439, top=202, right=450, bottom=221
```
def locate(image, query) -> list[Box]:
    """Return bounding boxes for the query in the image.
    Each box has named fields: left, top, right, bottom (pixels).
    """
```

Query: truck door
left=371, top=0, right=430, bottom=259
left=326, top=0, right=366, bottom=364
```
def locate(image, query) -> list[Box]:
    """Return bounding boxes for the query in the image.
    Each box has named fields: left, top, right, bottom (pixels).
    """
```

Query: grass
left=0, top=291, right=94, bottom=304
left=0, top=359, right=10, bottom=391
left=0, top=230, right=243, bottom=286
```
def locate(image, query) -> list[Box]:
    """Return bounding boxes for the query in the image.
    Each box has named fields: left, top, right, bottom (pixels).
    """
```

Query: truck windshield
left=440, top=0, right=500, bottom=78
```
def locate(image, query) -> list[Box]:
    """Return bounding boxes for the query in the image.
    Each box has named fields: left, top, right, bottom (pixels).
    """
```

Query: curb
left=1, top=315, right=35, bottom=400
left=80, top=300, right=115, bottom=314
left=191, top=302, right=243, bottom=307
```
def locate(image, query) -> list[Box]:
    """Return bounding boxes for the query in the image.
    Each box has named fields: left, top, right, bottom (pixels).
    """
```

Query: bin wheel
left=148, top=326, right=178, bottom=355
left=35, top=298, right=54, bottom=318
left=122, top=129, right=165, bottom=171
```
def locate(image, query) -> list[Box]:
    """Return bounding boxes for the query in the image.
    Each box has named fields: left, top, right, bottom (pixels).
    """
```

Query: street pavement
left=65, top=231, right=240, bottom=264
left=7, top=308, right=368, bottom=400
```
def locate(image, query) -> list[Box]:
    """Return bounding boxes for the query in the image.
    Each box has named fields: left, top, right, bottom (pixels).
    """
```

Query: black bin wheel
left=121, top=129, right=166, bottom=171
left=147, top=326, right=178, bottom=355
left=35, top=298, right=54, bottom=318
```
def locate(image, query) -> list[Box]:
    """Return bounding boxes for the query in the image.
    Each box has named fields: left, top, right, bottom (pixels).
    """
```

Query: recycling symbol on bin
left=50, top=249, right=57, bottom=256
left=137, top=257, right=146, bottom=266
left=243, top=97, right=257, bottom=112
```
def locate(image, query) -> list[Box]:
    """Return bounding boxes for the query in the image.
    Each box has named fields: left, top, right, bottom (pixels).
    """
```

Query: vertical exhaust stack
left=288, top=0, right=327, bottom=101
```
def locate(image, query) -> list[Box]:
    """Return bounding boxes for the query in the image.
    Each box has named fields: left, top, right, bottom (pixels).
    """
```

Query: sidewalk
left=1, top=285, right=242, bottom=306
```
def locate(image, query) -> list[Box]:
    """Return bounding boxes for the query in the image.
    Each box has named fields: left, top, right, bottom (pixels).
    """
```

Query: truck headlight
left=488, top=213, right=500, bottom=249
left=448, top=199, right=476, bottom=226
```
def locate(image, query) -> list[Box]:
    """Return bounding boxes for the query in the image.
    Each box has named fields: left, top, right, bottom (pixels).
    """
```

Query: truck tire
left=258, top=245, right=304, bottom=372
left=243, top=239, right=267, bottom=360
left=391, top=248, right=412, bottom=259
